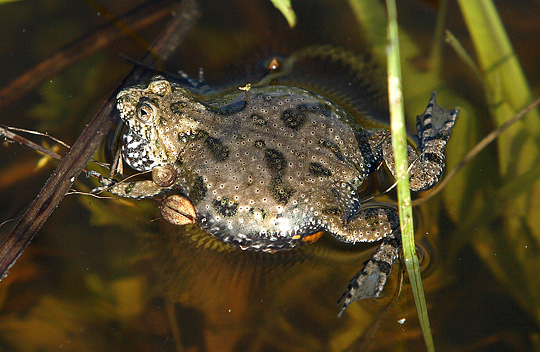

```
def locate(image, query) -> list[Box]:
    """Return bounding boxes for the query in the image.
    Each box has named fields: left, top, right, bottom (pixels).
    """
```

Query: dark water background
left=1, top=0, right=540, bottom=351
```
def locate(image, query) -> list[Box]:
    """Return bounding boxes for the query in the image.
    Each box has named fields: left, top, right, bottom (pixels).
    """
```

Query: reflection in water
left=141, top=221, right=403, bottom=351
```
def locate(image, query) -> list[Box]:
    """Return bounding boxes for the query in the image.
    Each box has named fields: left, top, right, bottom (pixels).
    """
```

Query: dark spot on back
left=383, top=232, right=401, bottom=247
left=248, top=206, right=268, bottom=220
left=192, top=130, right=209, bottom=140
left=190, top=175, right=207, bottom=204
left=188, top=130, right=229, bottom=162
left=354, top=131, right=380, bottom=173
left=170, top=101, right=189, bottom=114
left=281, top=108, right=307, bottom=130
left=309, top=162, right=332, bottom=177
left=212, top=197, right=239, bottom=217
left=319, top=139, right=345, bottom=162
left=262, top=148, right=294, bottom=204
left=179, top=129, right=208, bottom=143
left=251, top=113, right=267, bottom=126
left=205, top=136, right=230, bottom=162
left=264, top=148, right=286, bottom=176
left=270, top=178, right=295, bottom=205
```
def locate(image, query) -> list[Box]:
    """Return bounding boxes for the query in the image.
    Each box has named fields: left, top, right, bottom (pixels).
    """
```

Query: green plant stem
left=385, top=1, right=434, bottom=351
left=458, top=0, right=540, bottom=169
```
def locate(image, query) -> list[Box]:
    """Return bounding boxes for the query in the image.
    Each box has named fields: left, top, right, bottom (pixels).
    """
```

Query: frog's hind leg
left=337, top=219, right=401, bottom=317
left=322, top=204, right=401, bottom=317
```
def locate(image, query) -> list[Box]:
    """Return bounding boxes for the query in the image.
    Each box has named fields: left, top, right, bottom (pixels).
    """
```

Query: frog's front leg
left=102, top=179, right=166, bottom=199
left=94, top=165, right=178, bottom=200
left=324, top=206, right=401, bottom=317
left=365, top=92, right=459, bottom=191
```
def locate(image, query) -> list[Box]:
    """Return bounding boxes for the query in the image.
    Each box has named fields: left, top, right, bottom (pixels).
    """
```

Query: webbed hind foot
left=338, top=228, right=401, bottom=317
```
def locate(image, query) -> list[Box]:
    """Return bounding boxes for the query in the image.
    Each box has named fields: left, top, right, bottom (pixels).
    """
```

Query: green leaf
left=270, top=0, right=296, bottom=28
left=457, top=0, right=540, bottom=324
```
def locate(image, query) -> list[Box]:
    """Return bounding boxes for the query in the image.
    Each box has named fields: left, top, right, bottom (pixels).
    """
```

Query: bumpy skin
left=109, top=76, right=458, bottom=315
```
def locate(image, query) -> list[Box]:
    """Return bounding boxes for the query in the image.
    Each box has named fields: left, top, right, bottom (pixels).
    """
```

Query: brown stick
left=0, top=0, right=177, bottom=111
left=0, top=0, right=199, bottom=280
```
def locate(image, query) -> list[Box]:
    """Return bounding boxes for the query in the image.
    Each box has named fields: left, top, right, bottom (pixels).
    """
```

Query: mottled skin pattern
left=107, top=76, right=458, bottom=315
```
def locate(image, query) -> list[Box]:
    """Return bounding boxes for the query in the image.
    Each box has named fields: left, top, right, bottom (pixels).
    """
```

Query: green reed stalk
left=385, top=1, right=434, bottom=351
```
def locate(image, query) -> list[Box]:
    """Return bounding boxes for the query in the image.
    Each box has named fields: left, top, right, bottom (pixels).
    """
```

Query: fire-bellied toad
left=104, top=57, right=458, bottom=315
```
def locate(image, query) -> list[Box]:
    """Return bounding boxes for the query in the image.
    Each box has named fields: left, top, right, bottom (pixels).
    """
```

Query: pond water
left=0, top=0, right=539, bottom=351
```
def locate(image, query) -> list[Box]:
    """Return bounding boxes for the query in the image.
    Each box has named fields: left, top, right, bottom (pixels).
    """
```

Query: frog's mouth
left=121, top=128, right=156, bottom=172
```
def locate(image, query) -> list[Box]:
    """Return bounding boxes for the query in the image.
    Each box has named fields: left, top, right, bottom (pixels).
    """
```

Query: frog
left=102, top=49, right=458, bottom=316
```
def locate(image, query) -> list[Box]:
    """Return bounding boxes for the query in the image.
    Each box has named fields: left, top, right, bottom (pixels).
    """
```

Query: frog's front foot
left=91, top=165, right=179, bottom=200
left=89, top=172, right=117, bottom=195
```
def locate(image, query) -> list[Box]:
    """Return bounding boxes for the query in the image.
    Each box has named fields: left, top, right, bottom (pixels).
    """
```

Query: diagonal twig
left=0, top=125, right=64, bottom=161
left=0, top=0, right=199, bottom=280
left=0, top=0, right=177, bottom=111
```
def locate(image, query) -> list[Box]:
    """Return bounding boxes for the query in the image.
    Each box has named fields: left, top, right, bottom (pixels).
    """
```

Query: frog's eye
left=136, top=102, right=156, bottom=124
